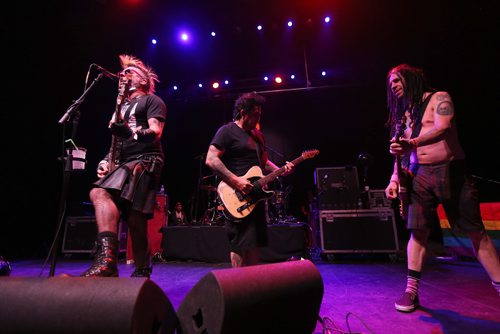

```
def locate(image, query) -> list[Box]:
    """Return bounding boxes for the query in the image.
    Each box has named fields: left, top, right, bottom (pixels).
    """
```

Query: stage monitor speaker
left=0, top=277, right=178, bottom=334
left=177, top=260, right=324, bottom=334
left=62, top=216, right=127, bottom=254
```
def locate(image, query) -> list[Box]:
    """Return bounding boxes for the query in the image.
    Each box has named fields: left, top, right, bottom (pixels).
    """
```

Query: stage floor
left=4, top=249, right=500, bottom=334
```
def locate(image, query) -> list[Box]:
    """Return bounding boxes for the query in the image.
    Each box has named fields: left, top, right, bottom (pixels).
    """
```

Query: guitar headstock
left=302, top=149, right=320, bottom=159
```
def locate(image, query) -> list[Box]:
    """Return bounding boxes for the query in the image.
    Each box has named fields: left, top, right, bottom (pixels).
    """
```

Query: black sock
left=408, top=269, right=421, bottom=280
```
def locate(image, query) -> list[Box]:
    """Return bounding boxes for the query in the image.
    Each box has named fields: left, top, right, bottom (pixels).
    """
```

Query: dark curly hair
left=233, top=92, right=266, bottom=120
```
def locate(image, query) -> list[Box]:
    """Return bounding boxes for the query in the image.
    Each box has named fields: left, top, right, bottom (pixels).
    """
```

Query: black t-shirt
left=210, top=122, right=266, bottom=176
left=119, top=94, right=166, bottom=160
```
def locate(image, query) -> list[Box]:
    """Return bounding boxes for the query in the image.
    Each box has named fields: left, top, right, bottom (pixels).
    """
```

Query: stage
left=3, top=248, right=500, bottom=334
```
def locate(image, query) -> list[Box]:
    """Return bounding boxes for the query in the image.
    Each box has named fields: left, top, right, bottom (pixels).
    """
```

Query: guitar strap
left=411, top=92, right=436, bottom=139
left=250, top=129, right=265, bottom=168
left=401, top=92, right=436, bottom=168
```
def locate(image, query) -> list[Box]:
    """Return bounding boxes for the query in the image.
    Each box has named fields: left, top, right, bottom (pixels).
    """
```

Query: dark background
left=2, top=0, right=499, bottom=258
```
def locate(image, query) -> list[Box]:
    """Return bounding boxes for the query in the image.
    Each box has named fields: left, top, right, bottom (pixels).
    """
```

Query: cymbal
left=200, top=184, right=217, bottom=192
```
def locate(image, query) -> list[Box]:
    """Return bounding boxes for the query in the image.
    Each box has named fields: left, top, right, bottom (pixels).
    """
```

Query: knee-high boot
left=81, top=234, right=119, bottom=277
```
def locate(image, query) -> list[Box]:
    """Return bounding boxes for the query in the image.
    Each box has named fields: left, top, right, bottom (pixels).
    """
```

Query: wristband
left=134, top=128, right=156, bottom=143
left=110, top=120, right=133, bottom=139
left=409, top=138, right=419, bottom=148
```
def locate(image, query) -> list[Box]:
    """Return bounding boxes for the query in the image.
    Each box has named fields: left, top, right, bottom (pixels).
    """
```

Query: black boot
left=131, top=266, right=152, bottom=278
left=81, top=234, right=119, bottom=277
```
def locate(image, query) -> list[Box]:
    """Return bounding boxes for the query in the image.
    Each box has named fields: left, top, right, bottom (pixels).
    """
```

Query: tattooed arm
left=412, top=91, right=455, bottom=148
left=205, top=145, right=253, bottom=195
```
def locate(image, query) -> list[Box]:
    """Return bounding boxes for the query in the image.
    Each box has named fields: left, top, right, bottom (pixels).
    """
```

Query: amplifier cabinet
left=319, top=209, right=399, bottom=253
left=315, top=167, right=360, bottom=210
left=62, top=216, right=127, bottom=253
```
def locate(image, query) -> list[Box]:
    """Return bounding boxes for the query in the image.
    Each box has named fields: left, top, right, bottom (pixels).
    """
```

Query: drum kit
left=198, top=177, right=225, bottom=226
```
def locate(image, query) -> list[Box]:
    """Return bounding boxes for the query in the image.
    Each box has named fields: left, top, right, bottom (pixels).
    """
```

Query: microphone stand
left=47, top=73, right=104, bottom=277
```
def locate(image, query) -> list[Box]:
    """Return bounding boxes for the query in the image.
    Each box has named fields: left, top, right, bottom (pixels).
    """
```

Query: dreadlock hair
left=385, top=64, right=434, bottom=136
left=119, top=54, right=159, bottom=94
left=233, top=92, right=266, bottom=120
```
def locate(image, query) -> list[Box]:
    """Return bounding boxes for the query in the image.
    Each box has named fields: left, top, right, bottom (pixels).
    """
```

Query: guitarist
left=81, top=55, right=166, bottom=279
left=384, top=64, right=500, bottom=313
left=205, top=92, right=294, bottom=268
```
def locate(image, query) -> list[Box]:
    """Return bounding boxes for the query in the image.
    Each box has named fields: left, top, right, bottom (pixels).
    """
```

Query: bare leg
left=407, top=229, right=430, bottom=272
left=90, top=188, right=120, bottom=233
left=468, top=230, right=500, bottom=282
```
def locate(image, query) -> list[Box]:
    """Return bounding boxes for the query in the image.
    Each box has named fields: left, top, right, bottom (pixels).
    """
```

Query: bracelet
left=409, top=138, right=419, bottom=148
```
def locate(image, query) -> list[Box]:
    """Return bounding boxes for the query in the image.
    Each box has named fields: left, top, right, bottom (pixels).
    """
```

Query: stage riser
left=163, top=224, right=308, bottom=263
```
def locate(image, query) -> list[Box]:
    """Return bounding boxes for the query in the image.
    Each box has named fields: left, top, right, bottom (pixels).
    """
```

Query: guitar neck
left=395, top=155, right=402, bottom=176
left=257, top=155, right=306, bottom=187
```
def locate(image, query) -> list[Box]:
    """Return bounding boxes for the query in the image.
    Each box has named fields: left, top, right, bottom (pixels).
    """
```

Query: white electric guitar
left=217, top=150, right=320, bottom=220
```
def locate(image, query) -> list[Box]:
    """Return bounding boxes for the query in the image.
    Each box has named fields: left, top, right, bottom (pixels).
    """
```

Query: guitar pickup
left=236, top=191, right=245, bottom=201
left=237, top=201, right=253, bottom=213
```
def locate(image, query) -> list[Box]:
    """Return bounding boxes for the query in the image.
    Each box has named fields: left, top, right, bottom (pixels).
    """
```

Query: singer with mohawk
left=81, top=54, right=166, bottom=278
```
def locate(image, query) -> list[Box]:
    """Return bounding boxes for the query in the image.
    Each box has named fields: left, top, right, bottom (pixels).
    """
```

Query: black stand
left=191, top=153, right=206, bottom=224
left=47, top=73, right=104, bottom=277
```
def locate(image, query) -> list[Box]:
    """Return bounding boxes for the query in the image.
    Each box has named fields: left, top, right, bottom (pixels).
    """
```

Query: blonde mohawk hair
left=119, top=54, right=159, bottom=94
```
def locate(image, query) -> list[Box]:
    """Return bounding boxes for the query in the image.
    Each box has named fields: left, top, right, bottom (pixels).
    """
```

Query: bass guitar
left=217, top=149, right=319, bottom=220
left=394, top=119, right=411, bottom=220
left=108, top=78, right=131, bottom=171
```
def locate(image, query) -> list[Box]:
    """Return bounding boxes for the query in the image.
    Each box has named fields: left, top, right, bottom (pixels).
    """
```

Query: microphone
left=93, top=63, right=118, bottom=80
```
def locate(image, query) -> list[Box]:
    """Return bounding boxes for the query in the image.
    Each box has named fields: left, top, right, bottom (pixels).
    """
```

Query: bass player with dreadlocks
left=384, top=64, right=500, bottom=312
left=81, top=54, right=166, bottom=278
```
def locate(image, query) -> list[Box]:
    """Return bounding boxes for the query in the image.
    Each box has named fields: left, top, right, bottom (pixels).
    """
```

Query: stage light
left=290, top=74, right=296, bottom=79
left=212, top=82, right=220, bottom=89
left=180, top=32, right=189, bottom=42
left=264, top=76, right=269, bottom=81
left=287, top=20, right=293, bottom=27
left=151, top=38, right=157, bottom=45
left=321, top=71, right=327, bottom=76
left=211, top=31, right=216, bottom=37
left=324, top=16, right=331, bottom=23
left=198, top=83, right=203, bottom=88
left=257, top=25, right=263, bottom=31
left=274, top=76, right=283, bottom=84
left=173, top=85, right=178, bottom=91
left=224, top=80, right=229, bottom=85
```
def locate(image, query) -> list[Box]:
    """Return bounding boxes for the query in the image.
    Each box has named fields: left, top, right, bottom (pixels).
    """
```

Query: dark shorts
left=225, top=202, right=268, bottom=253
left=407, top=160, right=484, bottom=233
left=94, top=155, right=163, bottom=218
